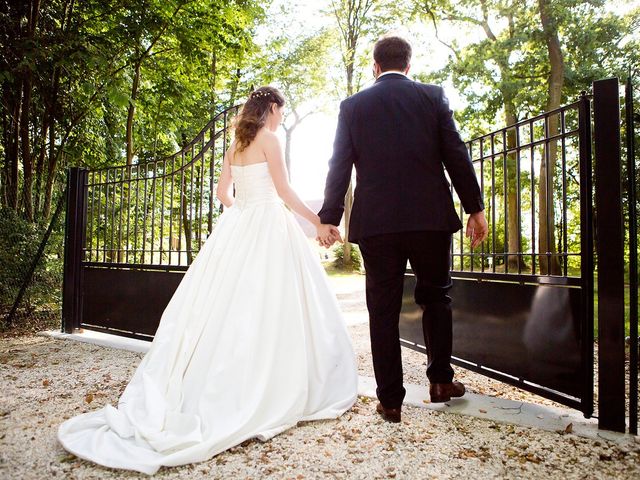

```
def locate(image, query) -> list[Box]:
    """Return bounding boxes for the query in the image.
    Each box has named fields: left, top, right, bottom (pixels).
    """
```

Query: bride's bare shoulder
left=255, top=128, right=280, bottom=146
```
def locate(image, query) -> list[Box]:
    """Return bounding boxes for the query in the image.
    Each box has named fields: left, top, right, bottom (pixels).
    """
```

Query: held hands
left=316, top=224, right=343, bottom=248
left=466, top=211, right=489, bottom=249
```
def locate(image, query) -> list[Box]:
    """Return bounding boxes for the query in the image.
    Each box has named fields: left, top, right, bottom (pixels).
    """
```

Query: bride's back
left=228, top=129, right=270, bottom=166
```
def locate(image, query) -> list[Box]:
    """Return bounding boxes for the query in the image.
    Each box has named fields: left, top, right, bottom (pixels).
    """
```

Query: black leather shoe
left=376, top=402, right=401, bottom=423
left=429, top=381, right=466, bottom=403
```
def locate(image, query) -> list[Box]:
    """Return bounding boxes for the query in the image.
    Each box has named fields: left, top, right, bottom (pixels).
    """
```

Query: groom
left=317, top=35, right=488, bottom=423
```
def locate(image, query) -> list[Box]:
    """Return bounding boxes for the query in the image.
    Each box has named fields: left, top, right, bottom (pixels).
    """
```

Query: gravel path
left=1, top=330, right=639, bottom=479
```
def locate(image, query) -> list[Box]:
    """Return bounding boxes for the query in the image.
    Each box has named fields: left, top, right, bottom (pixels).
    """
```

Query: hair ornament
left=250, top=90, right=272, bottom=100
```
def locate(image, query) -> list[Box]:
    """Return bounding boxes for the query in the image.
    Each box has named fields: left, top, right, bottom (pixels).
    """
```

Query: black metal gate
left=400, top=77, right=639, bottom=434
left=62, top=79, right=638, bottom=434
left=62, top=106, right=239, bottom=340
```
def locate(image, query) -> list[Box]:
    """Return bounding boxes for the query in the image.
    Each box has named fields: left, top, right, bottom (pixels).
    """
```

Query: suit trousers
left=358, top=230, right=455, bottom=409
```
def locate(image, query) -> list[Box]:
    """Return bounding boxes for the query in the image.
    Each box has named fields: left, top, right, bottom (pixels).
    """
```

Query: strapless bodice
left=230, top=162, right=281, bottom=208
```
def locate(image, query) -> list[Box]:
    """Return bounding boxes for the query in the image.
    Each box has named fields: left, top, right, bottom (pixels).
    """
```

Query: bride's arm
left=263, top=132, right=321, bottom=228
left=216, top=147, right=234, bottom=208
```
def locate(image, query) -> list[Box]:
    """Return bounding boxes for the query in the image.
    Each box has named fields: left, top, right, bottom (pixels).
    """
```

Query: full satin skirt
left=57, top=200, right=358, bottom=475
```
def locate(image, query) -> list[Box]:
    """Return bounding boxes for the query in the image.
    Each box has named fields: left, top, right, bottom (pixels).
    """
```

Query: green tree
left=329, top=0, right=377, bottom=271
left=414, top=0, right=639, bottom=273
left=259, top=27, right=334, bottom=177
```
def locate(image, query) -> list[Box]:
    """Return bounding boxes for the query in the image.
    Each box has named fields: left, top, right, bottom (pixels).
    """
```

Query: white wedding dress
left=57, top=161, right=358, bottom=475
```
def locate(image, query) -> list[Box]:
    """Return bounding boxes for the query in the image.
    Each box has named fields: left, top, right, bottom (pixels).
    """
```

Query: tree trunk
left=20, top=72, right=34, bottom=222
left=503, top=101, right=522, bottom=273
left=126, top=60, right=141, bottom=166
left=228, top=68, right=241, bottom=109
left=210, top=51, right=217, bottom=115
left=34, top=115, right=48, bottom=222
left=6, top=81, right=22, bottom=211
left=341, top=41, right=356, bottom=271
left=19, top=0, right=42, bottom=221
left=284, top=127, right=292, bottom=181
left=537, top=0, right=564, bottom=275
left=43, top=67, right=60, bottom=220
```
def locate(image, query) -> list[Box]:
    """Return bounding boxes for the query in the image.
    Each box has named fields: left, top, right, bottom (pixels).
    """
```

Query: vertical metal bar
left=593, top=78, right=626, bottom=432
left=491, top=134, right=496, bottom=273
left=95, top=171, right=101, bottom=262
left=150, top=164, right=156, bottom=264
left=480, top=138, right=485, bottom=271
left=141, top=162, right=148, bottom=264
left=516, top=124, right=522, bottom=274
left=625, top=74, right=638, bottom=435
left=62, top=167, right=88, bottom=334
left=133, top=165, right=140, bottom=263
left=198, top=136, right=205, bottom=248
left=530, top=122, right=536, bottom=275
left=125, top=165, right=132, bottom=264
left=189, top=145, right=196, bottom=260
left=160, top=160, right=166, bottom=265
left=472, top=139, right=480, bottom=272
left=503, top=129, right=509, bottom=273
left=110, top=169, right=116, bottom=261
left=178, top=152, right=184, bottom=265
left=578, top=91, right=594, bottom=419
left=209, top=127, right=215, bottom=235
left=102, top=170, right=108, bottom=262
left=118, top=168, right=125, bottom=263
left=169, top=157, right=175, bottom=265
left=544, top=115, right=552, bottom=275
left=87, top=172, right=95, bottom=262
left=561, top=110, right=568, bottom=276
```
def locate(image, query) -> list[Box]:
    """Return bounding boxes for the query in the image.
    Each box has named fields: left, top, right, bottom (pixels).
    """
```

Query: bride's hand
left=316, top=224, right=342, bottom=248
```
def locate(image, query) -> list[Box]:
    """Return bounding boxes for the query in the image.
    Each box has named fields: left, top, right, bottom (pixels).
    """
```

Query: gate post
left=625, top=73, right=638, bottom=436
left=62, top=167, right=88, bottom=334
left=578, top=92, right=594, bottom=419
left=592, top=78, right=626, bottom=432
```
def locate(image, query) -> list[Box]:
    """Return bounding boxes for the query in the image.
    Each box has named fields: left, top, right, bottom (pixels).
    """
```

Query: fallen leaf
left=505, top=447, right=519, bottom=458
left=564, top=423, right=573, bottom=434
left=42, top=379, right=50, bottom=387
left=85, top=393, right=94, bottom=403
left=479, top=409, right=487, bottom=414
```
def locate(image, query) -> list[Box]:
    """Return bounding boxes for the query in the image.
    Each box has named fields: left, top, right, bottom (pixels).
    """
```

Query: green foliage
left=0, top=208, right=64, bottom=322
left=332, top=242, right=362, bottom=272
left=412, top=0, right=639, bottom=136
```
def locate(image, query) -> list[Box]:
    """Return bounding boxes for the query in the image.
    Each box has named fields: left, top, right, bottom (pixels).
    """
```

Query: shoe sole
left=376, top=405, right=401, bottom=423
left=429, top=395, right=451, bottom=403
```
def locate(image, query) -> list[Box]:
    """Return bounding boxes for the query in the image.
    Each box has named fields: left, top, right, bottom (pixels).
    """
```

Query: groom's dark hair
left=373, top=35, right=412, bottom=72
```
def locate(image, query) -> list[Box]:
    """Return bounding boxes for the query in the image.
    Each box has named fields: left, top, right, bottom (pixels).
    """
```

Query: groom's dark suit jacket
left=318, top=73, right=484, bottom=243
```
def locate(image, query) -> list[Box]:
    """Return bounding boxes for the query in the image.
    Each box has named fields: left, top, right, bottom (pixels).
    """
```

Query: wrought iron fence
left=82, top=105, right=240, bottom=269
left=452, top=98, right=586, bottom=278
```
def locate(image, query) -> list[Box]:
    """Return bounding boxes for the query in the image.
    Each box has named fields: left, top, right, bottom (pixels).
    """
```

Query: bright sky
left=259, top=0, right=639, bottom=201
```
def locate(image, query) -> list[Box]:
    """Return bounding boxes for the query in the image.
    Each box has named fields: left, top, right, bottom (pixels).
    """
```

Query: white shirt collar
left=377, top=70, right=408, bottom=79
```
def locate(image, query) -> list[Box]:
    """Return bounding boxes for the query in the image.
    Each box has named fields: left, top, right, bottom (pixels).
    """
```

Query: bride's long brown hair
left=233, top=86, right=285, bottom=152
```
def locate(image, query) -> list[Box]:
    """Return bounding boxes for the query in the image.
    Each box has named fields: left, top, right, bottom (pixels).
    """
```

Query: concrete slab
left=358, top=376, right=637, bottom=446
left=40, top=329, right=151, bottom=354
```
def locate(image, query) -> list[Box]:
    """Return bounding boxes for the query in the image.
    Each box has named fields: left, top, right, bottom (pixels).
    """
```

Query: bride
left=57, top=86, right=358, bottom=475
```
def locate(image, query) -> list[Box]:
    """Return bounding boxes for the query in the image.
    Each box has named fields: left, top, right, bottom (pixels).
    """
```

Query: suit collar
left=374, top=72, right=411, bottom=84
